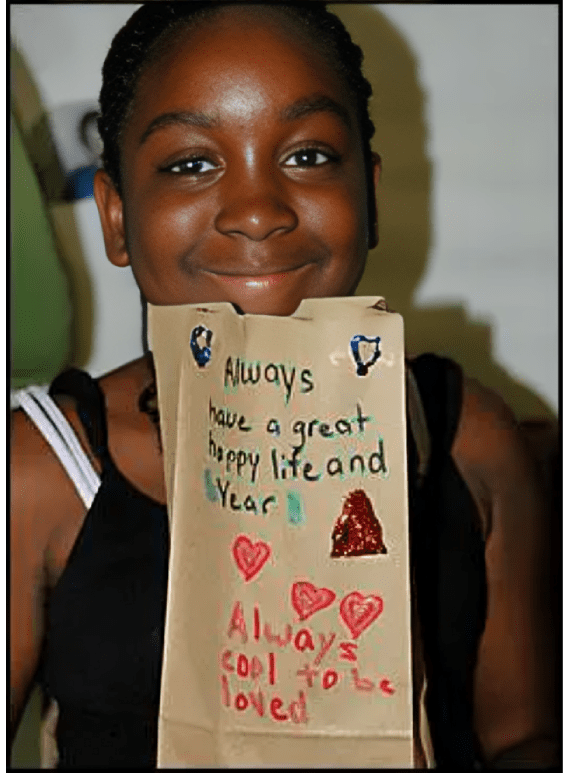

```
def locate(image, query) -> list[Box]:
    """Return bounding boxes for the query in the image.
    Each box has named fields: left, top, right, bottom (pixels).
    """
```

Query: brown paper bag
left=149, top=297, right=415, bottom=767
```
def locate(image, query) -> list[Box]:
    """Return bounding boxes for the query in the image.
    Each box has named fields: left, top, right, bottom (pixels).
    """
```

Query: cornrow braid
left=98, top=1, right=376, bottom=201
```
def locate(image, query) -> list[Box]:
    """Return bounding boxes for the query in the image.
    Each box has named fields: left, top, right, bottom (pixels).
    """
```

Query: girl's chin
left=223, top=295, right=306, bottom=317
left=201, top=265, right=318, bottom=316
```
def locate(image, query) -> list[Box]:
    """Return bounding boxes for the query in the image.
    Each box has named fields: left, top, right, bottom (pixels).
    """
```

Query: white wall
left=378, top=3, right=558, bottom=414
left=10, top=4, right=558, bottom=413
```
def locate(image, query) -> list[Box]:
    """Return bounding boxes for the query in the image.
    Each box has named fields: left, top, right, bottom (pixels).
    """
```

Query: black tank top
left=40, top=354, right=486, bottom=768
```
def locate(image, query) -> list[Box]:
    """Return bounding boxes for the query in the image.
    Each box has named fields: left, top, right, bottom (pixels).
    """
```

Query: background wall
left=10, top=3, right=558, bottom=417
left=335, top=3, right=558, bottom=420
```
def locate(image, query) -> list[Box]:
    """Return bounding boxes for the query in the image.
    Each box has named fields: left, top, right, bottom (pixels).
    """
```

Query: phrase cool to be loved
left=195, top=345, right=396, bottom=725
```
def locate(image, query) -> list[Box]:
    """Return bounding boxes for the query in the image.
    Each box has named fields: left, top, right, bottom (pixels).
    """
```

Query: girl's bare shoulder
left=452, top=380, right=558, bottom=764
left=11, top=356, right=152, bottom=481
left=10, top=356, right=161, bottom=581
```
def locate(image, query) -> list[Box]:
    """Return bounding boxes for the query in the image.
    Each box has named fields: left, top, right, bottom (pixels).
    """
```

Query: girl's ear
left=93, top=169, right=130, bottom=267
left=368, top=152, right=382, bottom=250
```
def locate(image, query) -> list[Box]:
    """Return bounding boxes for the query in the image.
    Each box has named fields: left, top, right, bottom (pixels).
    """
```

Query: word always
left=224, top=357, right=314, bottom=403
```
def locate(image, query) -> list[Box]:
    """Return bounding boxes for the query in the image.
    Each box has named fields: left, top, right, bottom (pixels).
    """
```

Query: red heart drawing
left=232, top=535, right=271, bottom=582
left=339, top=591, right=384, bottom=639
left=291, top=581, right=336, bottom=621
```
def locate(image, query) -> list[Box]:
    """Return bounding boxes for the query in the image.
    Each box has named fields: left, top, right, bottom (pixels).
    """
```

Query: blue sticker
left=350, top=334, right=381, bottom=376
left=190, top=325, right=213, bottom=367
left=204, top=469, right=218, bottom=502
left=286, top=490, right=305, bottom=525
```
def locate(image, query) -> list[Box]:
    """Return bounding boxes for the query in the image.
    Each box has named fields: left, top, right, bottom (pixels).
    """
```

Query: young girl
left=11, top=2, right=557, bottom=768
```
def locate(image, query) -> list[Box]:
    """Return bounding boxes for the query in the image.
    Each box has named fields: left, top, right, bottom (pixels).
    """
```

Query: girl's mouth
left=204, top=263, right=315, bottom=290
left=200, top=263, right=318, bottom=316
left=210, top=271, right=296, bottom=290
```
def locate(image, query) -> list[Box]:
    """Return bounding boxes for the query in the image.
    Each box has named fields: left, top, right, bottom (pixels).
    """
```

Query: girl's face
left=95, top=7, right=380, bottom=315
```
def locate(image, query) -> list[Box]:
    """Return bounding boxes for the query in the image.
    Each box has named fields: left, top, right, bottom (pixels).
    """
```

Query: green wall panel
left=11, top=112, right=71, bottom=388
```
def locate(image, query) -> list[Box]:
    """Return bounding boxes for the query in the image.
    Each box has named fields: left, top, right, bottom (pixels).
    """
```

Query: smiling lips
left=205, top=263, right=313, bottom=289
left=214, top=272, right=295, bottom=290
left=200, top=262, right=319, bottom=315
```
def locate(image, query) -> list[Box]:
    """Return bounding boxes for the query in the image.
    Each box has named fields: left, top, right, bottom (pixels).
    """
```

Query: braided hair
left=98, top=1, right=376, bottom=206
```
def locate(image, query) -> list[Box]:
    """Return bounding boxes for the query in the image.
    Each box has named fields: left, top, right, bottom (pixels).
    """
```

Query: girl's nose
left=214, top=176, right=298, bottom=242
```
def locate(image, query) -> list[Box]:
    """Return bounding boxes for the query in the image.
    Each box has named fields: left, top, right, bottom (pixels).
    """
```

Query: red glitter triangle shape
left=331, top=489, right=387, bottom=557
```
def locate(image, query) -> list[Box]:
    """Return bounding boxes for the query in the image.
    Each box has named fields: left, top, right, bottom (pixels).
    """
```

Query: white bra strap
left=14, top=385, right=101, bottom=509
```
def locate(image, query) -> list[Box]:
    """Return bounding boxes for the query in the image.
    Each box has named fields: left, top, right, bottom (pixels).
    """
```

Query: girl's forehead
left=165, top=4, right=324, bottom=52
left=141, top=6, right=347, bottom=97
left=118, top=5, right=363, bottom=165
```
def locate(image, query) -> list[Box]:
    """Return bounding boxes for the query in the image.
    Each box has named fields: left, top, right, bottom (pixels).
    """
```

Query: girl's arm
left=452, top=379, right=559, bottom=768
left=10, top=409, right=88, bottom=738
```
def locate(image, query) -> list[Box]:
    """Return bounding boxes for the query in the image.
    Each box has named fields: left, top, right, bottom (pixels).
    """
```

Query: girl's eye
left=164, top=157, right=218, bottom=175
left=283, top=149, right=335, bottom=168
